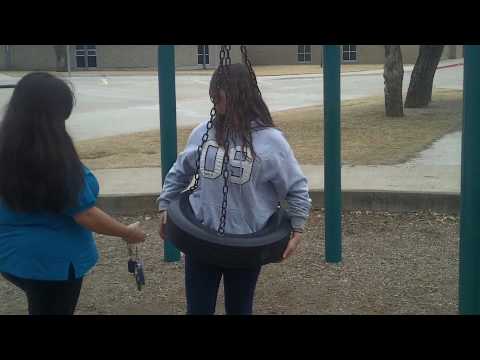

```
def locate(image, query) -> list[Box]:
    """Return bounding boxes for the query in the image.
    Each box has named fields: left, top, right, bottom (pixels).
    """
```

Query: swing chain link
left=189, top=113, right=214, bottom=194
left=240, top=45, right=261, bottom=95
left=218, top=45, right=232, bottom=235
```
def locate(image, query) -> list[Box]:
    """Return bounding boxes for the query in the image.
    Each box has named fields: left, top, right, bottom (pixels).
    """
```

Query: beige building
left=0, top=45, right=463, bottom=71
left=0, top=45, right=242, bottom=71
left=246, top=45, right=463, bottom=65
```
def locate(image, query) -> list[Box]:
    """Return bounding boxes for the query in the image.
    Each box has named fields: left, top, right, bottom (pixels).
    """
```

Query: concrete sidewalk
left=94, top=164, right=460, bottom=196
left=94, top=164, right=460, bottom=215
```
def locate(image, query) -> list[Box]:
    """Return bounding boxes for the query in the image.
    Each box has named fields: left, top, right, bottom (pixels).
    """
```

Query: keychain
left=127, top=243, right=145, bottom=291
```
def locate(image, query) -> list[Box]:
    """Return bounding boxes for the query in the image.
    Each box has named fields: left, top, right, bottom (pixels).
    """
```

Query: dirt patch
left=0, top=210, right=459, bottom=315
left=76, top=89, right=463, bottom=170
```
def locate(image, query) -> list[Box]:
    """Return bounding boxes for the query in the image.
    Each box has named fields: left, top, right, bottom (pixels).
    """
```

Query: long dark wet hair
left=0, top=72, right=84, bottom=213
left=209, top=63, right=275, bottom=158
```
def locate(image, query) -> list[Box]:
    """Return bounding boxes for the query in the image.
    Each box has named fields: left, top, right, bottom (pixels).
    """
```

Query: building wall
left=0, top=45, right=243, bottom=71
left=0, top=45, right=463, bottom=71
left=94, top=45, right=157, bottom=69
left=75, top=45, right=242, bottom=70
left=246, top=45, right=323, bottom=65
left=176, top=45, right=243, bottom=69
left=357, top=45, right=458, bottom=64
left=0, top=46, right=6, bottom=69
left=9, top=45, right=57, bottom=70
left=247, top=45, right=461, bottom=66
left=447, top=45, right=464, bottom=59
left=352, top=45, right=418, bottom=64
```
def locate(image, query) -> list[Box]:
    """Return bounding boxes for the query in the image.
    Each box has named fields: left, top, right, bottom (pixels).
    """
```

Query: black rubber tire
left=166, top=192, right=292, bottom=268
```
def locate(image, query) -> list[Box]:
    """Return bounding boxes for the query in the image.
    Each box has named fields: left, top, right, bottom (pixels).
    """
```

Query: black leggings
left=1, top=264, right=83, bottom=315
left=185, top=255, right=261, bottom=315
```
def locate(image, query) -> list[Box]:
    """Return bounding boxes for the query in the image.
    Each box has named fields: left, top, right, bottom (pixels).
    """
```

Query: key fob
left=128, top=259, right=136, bottom=274
left=135, top=263, right=145, bottom=290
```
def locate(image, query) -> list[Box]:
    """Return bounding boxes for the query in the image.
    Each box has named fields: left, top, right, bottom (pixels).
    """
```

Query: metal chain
left=187, top=45, right=232, bottom=236
left=188, top=112, right=214, bottom=193
left=240, top=45, right=261, bottom=96
left=217, top=45, right=232, bottom=235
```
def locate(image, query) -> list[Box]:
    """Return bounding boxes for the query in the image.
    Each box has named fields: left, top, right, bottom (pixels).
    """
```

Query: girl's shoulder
left=81, top=164, right=97, bottom=179
left=188, top=120, right=214, bottom=144
left=253, top=126, right=289, bottom=145
left=253, top=127, right=292, bottom=159
left=80, top=164, right=99, bottom=189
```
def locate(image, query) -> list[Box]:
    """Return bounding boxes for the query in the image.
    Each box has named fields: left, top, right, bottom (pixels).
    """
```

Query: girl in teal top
left=0, top=72, right=146, bottom=315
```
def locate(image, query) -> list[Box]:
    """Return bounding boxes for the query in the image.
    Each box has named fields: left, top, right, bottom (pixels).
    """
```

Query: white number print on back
left=200, top=140, right=254, bottom=185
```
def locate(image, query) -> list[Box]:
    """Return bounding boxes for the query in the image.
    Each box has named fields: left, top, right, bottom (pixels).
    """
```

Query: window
left=76, top=45, right=97, bottom=68
left=342, top=45, right=357, bottom=62
left=197, top=45, right=209, bottom=65
left=297, top=45, right=312, bottom=63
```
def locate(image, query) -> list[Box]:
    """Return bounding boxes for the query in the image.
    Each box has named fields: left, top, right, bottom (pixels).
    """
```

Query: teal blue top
left=0, top=166, right=99, bottom=281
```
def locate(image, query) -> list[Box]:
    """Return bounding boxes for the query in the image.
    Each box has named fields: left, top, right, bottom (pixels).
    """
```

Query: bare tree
left=383, top=45, right=404, bottom=117
left=53, top=45, right=67, bottom=72
left=404, top=45, right=444, bottom=108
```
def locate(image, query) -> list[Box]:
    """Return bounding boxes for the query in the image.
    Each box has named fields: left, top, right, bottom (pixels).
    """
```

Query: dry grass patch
left=76, top=89, right=462, bottom=169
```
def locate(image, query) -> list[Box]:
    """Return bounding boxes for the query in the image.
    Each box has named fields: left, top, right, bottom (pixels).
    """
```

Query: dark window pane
left=350, top=45, right=356, bottom=52
left=342, top=51, right=349, bottom=61
left=198, top=55, right=203, bottom=64
left=305, top=53, right=311, bottom=62
left=298, top=53, right=305, bottom=62
left=77, top=56, right=85, bottom=68
left=197, top=45, right=203, bottom=54
left=87, top=45, right=96, bottom=49
left=204, top=45, right=209, bottom=55
left=87, top=56, right=97, bottom=68
left=76, top=45, right=85, bottom=50
left=87, top=50, right=96, bottom=56
left=205, top=55, right=209, bottom=64
left=305, top=45, right=311, bottom=53
left=76, top=50, right=85, bottom=56
left=298, top=45, right=304, bottom=53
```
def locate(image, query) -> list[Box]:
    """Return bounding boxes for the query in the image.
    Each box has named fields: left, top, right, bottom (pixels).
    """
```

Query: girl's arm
left=157, top=123, right=206, bottom=210
left=263, top=136, right=312, bottom=232
left=74, top=206, right=145, bottom=243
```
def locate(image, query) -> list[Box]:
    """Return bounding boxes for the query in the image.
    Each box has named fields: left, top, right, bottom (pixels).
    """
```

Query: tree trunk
left=404, top=45, right=444, bottom=108
left=53, top=45, right=67, bottom=72
left=383, top=45, right=404, bottom=117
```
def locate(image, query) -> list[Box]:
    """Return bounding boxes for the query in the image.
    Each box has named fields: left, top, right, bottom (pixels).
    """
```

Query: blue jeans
left=184, top=255, right=261, bottom=315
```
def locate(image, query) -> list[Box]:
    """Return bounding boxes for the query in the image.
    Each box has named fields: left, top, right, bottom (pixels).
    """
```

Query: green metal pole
left=323, top=45, right=342, bottom=263
left=158, top=45, right=181, bottom=262
left=459, top=45, right=480, bottom=314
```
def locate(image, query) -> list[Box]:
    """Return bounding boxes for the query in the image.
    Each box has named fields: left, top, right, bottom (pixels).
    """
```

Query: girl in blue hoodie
left=158, top=63, right=311, bottom=315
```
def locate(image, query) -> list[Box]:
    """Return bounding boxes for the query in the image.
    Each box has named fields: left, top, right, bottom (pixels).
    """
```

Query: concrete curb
left=96, top=190, right=460, bottom=215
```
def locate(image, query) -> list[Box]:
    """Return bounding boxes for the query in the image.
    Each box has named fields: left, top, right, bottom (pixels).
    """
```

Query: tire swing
left=166, top=45, right=292, bottom=269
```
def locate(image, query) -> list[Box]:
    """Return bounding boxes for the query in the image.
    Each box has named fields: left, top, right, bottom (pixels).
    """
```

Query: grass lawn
left=76, top=89, right=463, bottom=170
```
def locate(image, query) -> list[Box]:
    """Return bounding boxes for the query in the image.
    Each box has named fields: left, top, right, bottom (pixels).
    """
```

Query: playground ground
left=0, top=209, right=459, bottom=315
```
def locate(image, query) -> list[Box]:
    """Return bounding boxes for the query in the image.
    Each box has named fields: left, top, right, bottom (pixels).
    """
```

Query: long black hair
left=0, top=72, right=84, bottom=213
left=209, top=63, right=275, bottom=159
